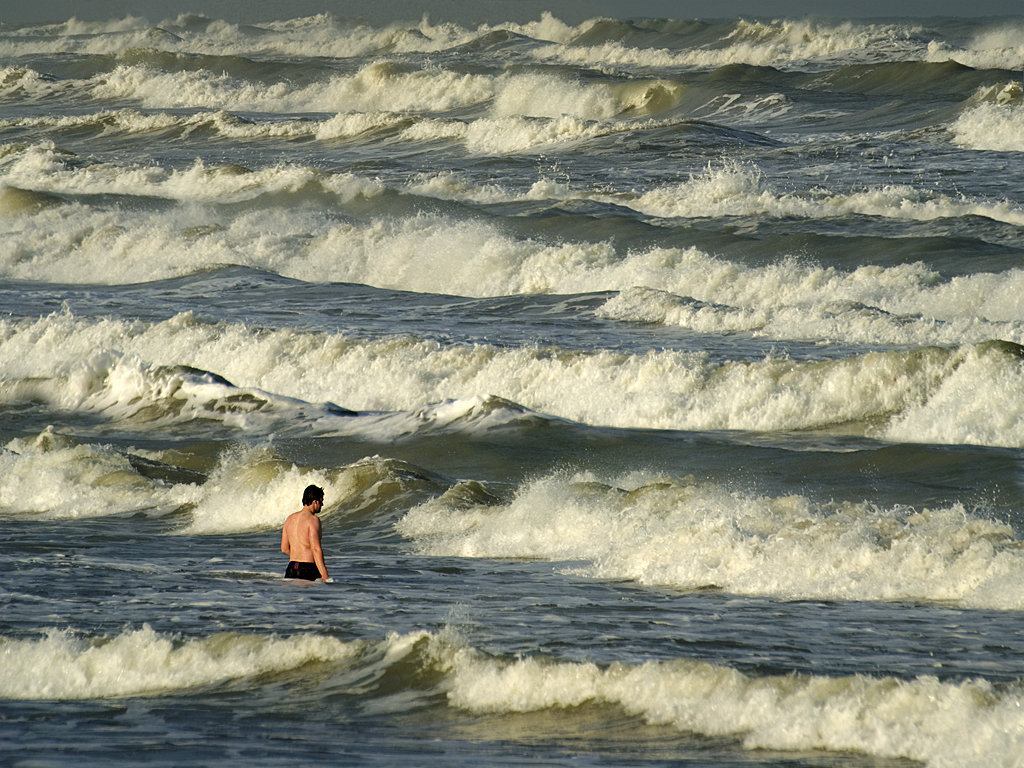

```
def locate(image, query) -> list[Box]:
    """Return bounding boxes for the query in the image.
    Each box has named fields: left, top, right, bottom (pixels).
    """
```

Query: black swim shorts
left=284, top=561, right=322, bottom=581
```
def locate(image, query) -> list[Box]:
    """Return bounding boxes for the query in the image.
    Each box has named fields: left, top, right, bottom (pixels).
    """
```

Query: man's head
left=303, top=484, right=325, bottom=509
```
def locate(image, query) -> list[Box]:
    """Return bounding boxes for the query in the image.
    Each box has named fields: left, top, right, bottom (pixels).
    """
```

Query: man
left=281, top=484, right=329, bottom=582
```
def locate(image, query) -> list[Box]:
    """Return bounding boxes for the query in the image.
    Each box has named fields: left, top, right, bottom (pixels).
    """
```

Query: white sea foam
left=2, top=15, right=979, bottom=123
left=92, top=60, right=498, bottom=114
left=0, top=143, right=386, bottom=207
left=884, top=346, right=1024, bottom=447
left=177, top=449, right=450, bottom=535
left=0, top=107, right=420, bottom=144
left=0, top=13, right=590, bottom=60
left=0, top=428, right=200, bottom=518
left=628, top=162, right=1024, bottom=225
left=489, top=73, right=681, bottom=120
left=1, top=110, right=654, bottom=172
left=300, top=214, right=1024, bottom=350
left=952, top=102, right=1024, bottom=153
left=398, top=113, right=638, bottom=154
left=3, top=14, right=1015, bottom=75
left=533, top=19, right=929, bottom=71
left=0, top=108, right=183, bottom=135
left=0, top=419, right=454, bottom=530
left=4, top=619, right=1020, bottom=765
left=0, top=75, right=757, bottom=147
left=597, top=278, right=1024, bottom=350
left=0, top=66, right=70, bottom=101
left=3, top=311, right=1024, bottom=445
left=7, top=64, right=671, bottom=135
left=173, top=443, right=333, bottom=534
left=0, top=15, right=464, bottom=59
left=0, top=319, right=350, bottom=430
left=926, top=23, right=1024, bottom=71
left=400, top=471, right=1024, bottom=609
left=439, top=642, right=1024, bottom=768
left=6, top=131, right=1019, bottom=230
left=6, top=148, right=1024, bottom=312
left=0, top=624, right=367, bottom=699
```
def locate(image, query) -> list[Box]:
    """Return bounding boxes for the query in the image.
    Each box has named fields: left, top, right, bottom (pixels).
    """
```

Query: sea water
left=2, top=10, right=1024, bottom=768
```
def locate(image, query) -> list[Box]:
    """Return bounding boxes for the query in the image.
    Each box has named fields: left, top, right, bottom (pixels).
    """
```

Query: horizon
left=3, top=0, right=1023, bottom=26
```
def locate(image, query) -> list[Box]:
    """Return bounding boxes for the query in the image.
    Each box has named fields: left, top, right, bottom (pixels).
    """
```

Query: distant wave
left=0, top=106, right=696, bottom=154
left=4, top=56, right=1015, bottom=121
left=7, top=107, right=1024, bottom=207
left=1, top=62, right=686, bottom=122
left=3, top=13, right=1022, bottom=71
left=552, top=17, right=1024, bottom=71
left=4, top=145, right=1024, bottom=285
left=624, top=162, right=1024, bottom=224
left=535, top=18, right=933, bottom=70
left=925, top=20, right=1024, bottom=70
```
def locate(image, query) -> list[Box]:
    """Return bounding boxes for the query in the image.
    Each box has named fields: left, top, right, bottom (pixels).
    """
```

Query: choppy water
left=2, top=10, right=1024, bottom=768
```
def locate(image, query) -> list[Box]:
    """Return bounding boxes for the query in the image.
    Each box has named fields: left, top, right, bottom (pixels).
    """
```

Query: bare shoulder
left=290, top=509, right=319, bottom=532
left=283, top=509, right=308, bottom=535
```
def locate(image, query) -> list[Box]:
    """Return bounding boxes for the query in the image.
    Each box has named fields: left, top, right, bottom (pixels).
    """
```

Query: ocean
left=2, top=9, right=1024, bottom=767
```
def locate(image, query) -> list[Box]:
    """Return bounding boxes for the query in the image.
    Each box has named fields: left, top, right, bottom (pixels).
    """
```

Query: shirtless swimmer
left=281, top=484, right=329, bottom=581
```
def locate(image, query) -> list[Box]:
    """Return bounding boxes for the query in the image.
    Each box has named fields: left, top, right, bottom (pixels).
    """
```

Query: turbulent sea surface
left=3, top=10, right=1024, bottom=767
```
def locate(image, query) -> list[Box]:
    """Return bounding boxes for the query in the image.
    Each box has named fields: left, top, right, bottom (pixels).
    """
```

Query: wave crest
left=400, top=470, right=1024, bottom=608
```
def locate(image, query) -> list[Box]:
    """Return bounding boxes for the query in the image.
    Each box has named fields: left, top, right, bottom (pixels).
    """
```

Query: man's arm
left=309, top=516, right=328, bottom=581
left=281, top=521, right=291, bottom=557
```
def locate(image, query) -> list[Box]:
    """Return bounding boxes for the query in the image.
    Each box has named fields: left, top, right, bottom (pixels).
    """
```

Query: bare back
left=280, top=505, right=327, bottom=580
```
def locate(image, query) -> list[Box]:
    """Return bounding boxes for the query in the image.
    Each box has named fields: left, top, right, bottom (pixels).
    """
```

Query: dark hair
left=302, top=484, right=324, bottom=506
